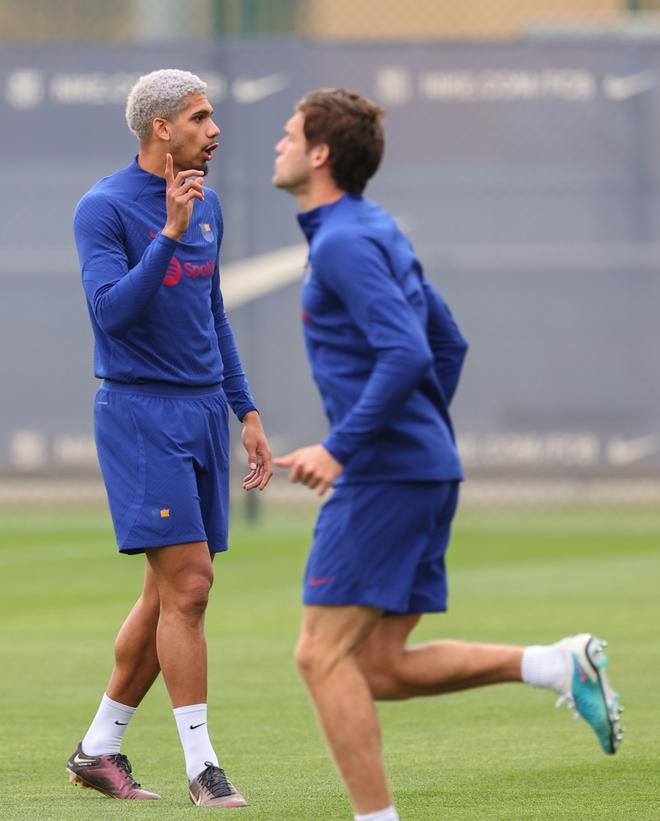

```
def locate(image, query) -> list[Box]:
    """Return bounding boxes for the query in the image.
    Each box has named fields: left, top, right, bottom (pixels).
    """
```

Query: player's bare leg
left=357, top=615, right=523, bottom=699
left=67, top=561, right=164, bottom=799
left=106, top=560, right=161, bottom=707
left=295, top=605, right=393, bottom=816
left=357, top=616, right=623, bottom=755
left=146, top=540, right=246, bottom=807
left=145, top=541, right=213, bottom=706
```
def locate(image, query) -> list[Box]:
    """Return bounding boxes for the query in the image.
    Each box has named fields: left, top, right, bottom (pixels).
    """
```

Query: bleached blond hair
left=126, top=69, right=207, bottom=141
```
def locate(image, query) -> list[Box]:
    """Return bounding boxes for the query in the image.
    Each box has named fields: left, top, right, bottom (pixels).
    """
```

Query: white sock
left=521, top=644, right=567, bottom=693
left=173, top=703, right=219, bottom=782
left=81, top=693, right=136, bottom=755
left=355, top=807, right=399, bottom=821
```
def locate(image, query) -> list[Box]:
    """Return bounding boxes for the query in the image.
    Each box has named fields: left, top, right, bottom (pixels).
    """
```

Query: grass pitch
left=0, top=500, right=658, bottom=820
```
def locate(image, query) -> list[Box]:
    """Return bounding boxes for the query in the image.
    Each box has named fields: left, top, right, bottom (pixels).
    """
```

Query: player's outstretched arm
left=315, top=233, right=433, bottom=467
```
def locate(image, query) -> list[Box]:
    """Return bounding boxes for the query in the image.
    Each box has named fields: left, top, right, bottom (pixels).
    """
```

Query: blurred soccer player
left=273, top=88, right=623, bottom=821
left=67, top=69, right=271, bottom=807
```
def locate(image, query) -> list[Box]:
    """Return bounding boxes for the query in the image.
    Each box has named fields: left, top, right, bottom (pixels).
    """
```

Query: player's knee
left=164, top=573, right=212, bottom=619
left=182, top=580, right=211, bottom=616
left=294, top=635, right=336, bottom=681
left=294, top=637, right=314, bottom=678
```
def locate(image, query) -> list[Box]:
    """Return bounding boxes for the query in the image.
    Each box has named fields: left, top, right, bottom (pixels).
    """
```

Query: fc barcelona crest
left=200, top=223, right=215, bottom=243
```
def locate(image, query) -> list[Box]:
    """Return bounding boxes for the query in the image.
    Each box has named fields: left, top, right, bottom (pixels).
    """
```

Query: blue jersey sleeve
left=316, top=232, right=433, bottom=465
left=422, top=279, right=468, bottom=405
left=74, top=192, right=177, bottom=338
left=211, top=269, right=257, bottom=421
left=208, top=198, right=256, bottom=421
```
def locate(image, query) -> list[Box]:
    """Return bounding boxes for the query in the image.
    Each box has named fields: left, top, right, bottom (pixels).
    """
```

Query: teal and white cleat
left=555, top=634, right=623, bottom=755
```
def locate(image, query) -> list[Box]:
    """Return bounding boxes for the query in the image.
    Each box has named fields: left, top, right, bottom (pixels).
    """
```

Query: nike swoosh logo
left=309, top=576, right=335, bottom=587
left=607, top=433, right=660, bottom=465
left=603, top=70, right=656, bottom=101
left=114, top=720, right=128, bottom=725
left=73, top=753, right=97, bottom=765
left=189, top=722, right=206, bottom=730
left=232, top=73, right=289, bottom=104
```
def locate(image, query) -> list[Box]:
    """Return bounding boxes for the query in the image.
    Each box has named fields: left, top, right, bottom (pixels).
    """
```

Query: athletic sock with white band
left=81, top=692, right=136, bottom=755
left=173, top=703, right=219, bottom=782
left=521, top=643, right=567, bottom=693
left=355, top=807, right=400, bottom=821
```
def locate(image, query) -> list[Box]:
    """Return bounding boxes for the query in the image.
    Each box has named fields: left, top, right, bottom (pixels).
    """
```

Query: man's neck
left=296, top=180, right=345, bottom=213
left=137, top=146, right=167, bottom=178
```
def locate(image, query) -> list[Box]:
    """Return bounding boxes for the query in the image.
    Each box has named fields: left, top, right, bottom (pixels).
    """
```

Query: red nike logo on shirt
left=309, top=576, right=335, bottom=587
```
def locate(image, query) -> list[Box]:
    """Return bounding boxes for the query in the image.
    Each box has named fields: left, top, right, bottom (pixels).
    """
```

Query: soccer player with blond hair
left=67, top=68, right=271, bottom=808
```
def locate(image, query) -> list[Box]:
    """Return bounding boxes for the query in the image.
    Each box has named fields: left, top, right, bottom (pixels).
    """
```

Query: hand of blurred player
left=274, top=444, right=342, bottom=496
left=241, top=411, right=273, bottom=491
left=162, top=153, right=204, bottom=240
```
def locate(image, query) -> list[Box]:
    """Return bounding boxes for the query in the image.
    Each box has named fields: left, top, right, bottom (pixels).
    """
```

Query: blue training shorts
left=303, top=480, right=459, bottom=614
left=94, top=380, right=229, bottom=555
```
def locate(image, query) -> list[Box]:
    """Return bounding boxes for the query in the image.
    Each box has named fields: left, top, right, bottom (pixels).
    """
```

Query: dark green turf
left=0, top=502, right=658, bottom=820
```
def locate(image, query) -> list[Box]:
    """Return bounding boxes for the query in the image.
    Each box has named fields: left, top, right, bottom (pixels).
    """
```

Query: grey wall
left=1, top=39, right=659, bottom=477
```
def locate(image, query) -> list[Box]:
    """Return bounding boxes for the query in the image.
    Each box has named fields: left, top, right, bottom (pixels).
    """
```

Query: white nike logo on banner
left=607, top=433, right=660, bottom=465
left=232, top=73, right=289, bottom=104
left=603, top=70, right=656, bottom=101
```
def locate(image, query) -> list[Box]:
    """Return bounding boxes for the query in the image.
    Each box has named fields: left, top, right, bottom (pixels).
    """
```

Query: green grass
left=0, top=502, right=659, bottom=820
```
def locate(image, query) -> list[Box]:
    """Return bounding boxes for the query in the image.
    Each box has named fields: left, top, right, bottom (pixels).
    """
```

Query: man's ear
left=309, top=143, right=330, bottom=169
left=152, top=116, right=171, bottom=142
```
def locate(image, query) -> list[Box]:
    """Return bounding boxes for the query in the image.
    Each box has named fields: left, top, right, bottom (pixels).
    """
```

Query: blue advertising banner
left=1, top=39, right=658, bottom=476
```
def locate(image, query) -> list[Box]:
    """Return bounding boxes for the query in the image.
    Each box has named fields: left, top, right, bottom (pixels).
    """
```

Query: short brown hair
left=296, top=88, right=385, bottom=195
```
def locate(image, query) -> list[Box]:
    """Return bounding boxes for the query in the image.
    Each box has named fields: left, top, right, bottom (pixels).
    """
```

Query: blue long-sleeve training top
left=73, top=157, right=256, bottom=420
left=297, top=193, right=467, bottom=483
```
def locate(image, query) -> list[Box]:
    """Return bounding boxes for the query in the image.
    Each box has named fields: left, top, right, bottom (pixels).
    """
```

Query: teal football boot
left=555, top=634, right=623, bottom=754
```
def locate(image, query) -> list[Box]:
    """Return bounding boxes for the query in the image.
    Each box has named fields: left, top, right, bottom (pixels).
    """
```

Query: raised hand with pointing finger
left=162, top=152, right=205, bottom=241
